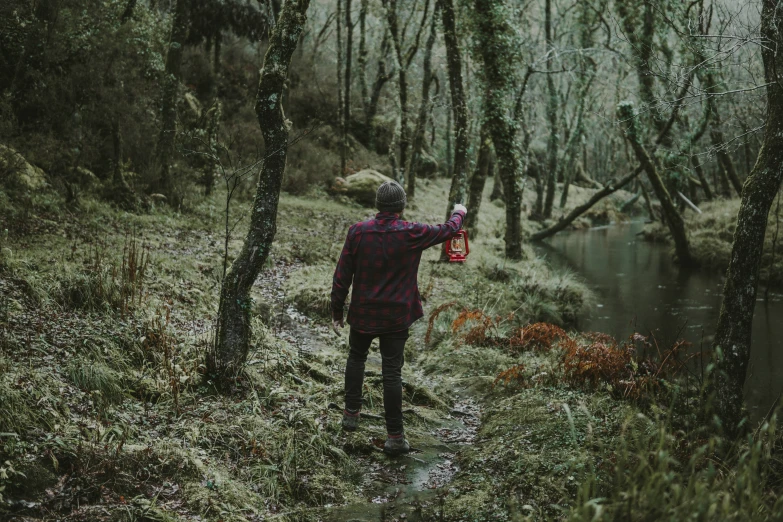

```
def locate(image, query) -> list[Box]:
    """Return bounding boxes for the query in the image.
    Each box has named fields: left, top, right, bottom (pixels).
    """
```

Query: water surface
left=535, top=221, right=783, bottom=419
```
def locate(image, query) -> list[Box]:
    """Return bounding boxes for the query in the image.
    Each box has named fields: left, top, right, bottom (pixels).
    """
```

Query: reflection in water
left=534, top=222, right=783, bottom=420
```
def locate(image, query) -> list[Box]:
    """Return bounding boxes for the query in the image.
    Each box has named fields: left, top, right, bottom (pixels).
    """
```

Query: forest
left=2, top=0, right=783, bottom=519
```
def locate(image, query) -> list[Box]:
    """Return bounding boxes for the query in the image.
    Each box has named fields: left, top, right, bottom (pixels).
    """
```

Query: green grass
left=66, top=358, right=126, bottom=405
left=2, top=140, right=767, bottom=521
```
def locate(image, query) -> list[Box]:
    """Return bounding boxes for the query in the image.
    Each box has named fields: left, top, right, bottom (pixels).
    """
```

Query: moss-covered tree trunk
left=383, top=0, right=410, bottom=182
left=364, top=32, right=393, bottom=148
left=439, top=0, right=470, bottom=219
left=337, top=0, right=345, bottom=173
left=407, top=9, right=438, bottom=198
left=155, top=0, right=188, bottom=197
left=358, top=0, right=369, bottom=115
left=473, top=0, right=523, bottom=259
left=464, top=122, right=491, bottom=235
left=210, top=0, right=311, bottom=384
left=618, top=102, right=694, bottom=266
left=542, top=0, right=558, bottom=219
left=712, top=0, right=783, bottom=436
left=343, top=0, right=353, bottom=171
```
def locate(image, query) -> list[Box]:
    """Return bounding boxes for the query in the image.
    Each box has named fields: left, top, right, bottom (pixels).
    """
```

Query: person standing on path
left=331, top=180, right=467, bottom=455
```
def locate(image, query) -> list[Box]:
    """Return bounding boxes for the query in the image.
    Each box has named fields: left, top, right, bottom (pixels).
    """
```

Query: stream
left=534, top=221, right=783, bottom=420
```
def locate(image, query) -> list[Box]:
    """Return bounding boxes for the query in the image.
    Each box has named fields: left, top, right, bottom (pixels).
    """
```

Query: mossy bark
left=358, top=0, right=369, bottom=114
left=155, top=0, right=188, bottom=197
left=464, top=123, right=491, bottom=235
left=712, top=0, right=783, bottom=436
left=473, top=0, right=523, bottom=259
left=407, top=9, right=438, bottom=199
left=364, top=32, right=394, bottom=150
left=618, top=102, right=694, bottom=266
left=383, top=0, right=411, bottom=182
left=211, top=0, right=311, bottom=384
left=542, top=0, right=558, bottom=219
left=439, top=0, right=469, bottom=220
left=343, top=0, right=353, bottom=172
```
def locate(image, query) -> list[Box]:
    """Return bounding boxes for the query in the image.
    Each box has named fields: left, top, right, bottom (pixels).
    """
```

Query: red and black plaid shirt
left=331, top=210, right=466, bottom=334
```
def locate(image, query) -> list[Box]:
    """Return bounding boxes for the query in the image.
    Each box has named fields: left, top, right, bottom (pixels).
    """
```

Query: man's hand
left=453, top=203, right=467, bottom=214
left=332, top=318, right=344, bottom=336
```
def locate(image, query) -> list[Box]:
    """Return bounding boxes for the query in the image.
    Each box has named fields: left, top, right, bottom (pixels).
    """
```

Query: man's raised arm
left=408, top=204, right=467, bottom=250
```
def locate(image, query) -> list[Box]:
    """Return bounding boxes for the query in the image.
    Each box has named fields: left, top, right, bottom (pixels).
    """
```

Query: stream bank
left=534, top=221, right=783, bottom=420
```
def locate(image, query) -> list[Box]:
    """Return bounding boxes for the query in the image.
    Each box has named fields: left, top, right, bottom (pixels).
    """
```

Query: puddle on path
left=322, top=400, right=480, bottom=522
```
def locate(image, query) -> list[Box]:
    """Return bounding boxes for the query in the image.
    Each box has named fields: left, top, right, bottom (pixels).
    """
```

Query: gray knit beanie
left=375, top=181, right=407, bottom=213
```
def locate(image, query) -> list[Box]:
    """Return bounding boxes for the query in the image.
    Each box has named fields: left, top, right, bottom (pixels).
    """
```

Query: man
left=331, top=180, right=467, bottom=455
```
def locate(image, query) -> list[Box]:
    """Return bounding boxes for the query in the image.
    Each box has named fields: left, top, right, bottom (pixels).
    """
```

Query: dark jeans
left=344, top=327, right=409, bottom=435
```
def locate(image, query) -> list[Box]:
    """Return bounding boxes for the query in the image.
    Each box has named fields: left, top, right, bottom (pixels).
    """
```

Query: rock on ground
left=0, top=145, right=47, bottom=191
left=335, top=169, right=394, bottom=207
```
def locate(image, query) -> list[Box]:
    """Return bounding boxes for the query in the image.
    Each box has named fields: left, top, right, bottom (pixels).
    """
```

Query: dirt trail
left=254, top=259, right=481, bottom=520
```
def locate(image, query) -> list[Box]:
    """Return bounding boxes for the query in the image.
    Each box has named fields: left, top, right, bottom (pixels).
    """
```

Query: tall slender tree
left=155, top=0, right=188, bottom=197
left=344, top=0, right=353, bottom=169
left=712, top=0, right=783, bottom=437
left=464, top=121, right=491, bottom=234
left=439, top=0, right=470, bottom=221
left=542, top=0, right=558, bottom=218
left=407, top=7, right=438, bottom=198
left=618, top=102, right=694, bottom=266
left=210, top=0, right=311, bottom=384
left=473, top=0, right=523, bottom=259
left=337, top=0, right=345, bottom=173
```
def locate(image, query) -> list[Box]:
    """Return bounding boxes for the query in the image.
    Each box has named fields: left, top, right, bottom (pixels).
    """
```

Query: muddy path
left=254, top=259, right=482, bottom=520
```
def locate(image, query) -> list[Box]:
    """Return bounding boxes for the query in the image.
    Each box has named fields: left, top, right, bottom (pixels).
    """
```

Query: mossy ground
left=3, top=157, right=778, bottom=521
left=0, top=166, right=601, bottom=521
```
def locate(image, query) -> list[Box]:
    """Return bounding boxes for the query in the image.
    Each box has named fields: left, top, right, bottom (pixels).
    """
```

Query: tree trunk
left=202, top=102, right=221, bottom=196
left=712, top=0, right=783, bottom=437
left=358, top=0, right=369, bottom=113
left=618, top=102, right=695, bottom=266
left=344, top=0, right=353, bottom=168
left=383, top=0, right=410, bottom=182
left=473, top=0, right=523, bottom=259
left=691, top=157, right=713, bottom=201
left=712, top=125, right=743, bottom=196
left=464, top=122, right=491, bottom=235
left=155, top=0, right=188, bottom=197
left=407, top=9, right=438, bottom=198
left=121, top=0, right=137, bottom=23
left=111, top=120, right=134, bottom=208
left=210, top=0, right=311, bottom=384
left=337, top=0, right=345, bottom=173
left=439, top=0, right=470, bottom=219
left=490, top=157, right=503, bottom=202
left=542, top=0, right=558, bottom=218
left=445, top=102, right=453, bottom=178
left=365, top=32, right=393, bottom=149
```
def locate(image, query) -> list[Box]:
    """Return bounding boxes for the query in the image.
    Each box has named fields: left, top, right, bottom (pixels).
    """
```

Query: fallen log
left=678, top=191, right=703, bottom=214
left=530, top=166, right=643, bottom=241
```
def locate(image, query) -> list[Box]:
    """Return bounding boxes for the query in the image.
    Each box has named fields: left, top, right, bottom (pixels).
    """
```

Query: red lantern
left=445, top=230, right=470, bottom=263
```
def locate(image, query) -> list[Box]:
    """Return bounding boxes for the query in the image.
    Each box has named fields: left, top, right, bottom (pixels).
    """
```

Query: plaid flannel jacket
left=331, top=210, right=466, bottom=334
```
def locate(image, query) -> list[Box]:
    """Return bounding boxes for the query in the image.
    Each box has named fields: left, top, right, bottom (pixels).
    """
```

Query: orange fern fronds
left=508, top=322, right=573, bottom=353
left=494, top=363, right=527, bottom=388
left=425, top=301, right=462, bottom=346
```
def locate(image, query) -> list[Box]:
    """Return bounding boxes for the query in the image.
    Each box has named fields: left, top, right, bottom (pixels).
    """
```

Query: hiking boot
left=342, top=409, right=360, bottom=431
left=383, top=433, right=411, bottom=456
